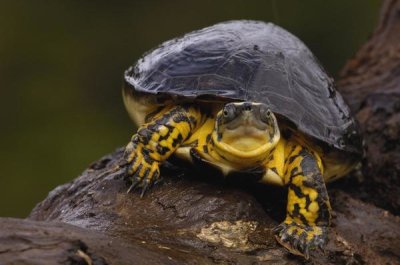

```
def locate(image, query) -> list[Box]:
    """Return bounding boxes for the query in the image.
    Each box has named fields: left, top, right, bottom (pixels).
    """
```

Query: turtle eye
left=260, top=105, right=272, bottom=122
left=222, top=104, right=236, bottom=121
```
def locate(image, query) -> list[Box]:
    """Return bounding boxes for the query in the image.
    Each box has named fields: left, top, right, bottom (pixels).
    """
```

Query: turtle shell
left=124, top=20, right=362, bottom=155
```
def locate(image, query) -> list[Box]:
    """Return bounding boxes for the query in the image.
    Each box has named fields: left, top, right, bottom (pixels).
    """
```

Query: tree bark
left=337, top=0, right=400, bottom=214
left=1, top=1, right=400, bottom=264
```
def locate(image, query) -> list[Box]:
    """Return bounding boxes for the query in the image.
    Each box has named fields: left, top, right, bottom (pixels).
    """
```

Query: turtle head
left=212, top=102, right=280, bottom=165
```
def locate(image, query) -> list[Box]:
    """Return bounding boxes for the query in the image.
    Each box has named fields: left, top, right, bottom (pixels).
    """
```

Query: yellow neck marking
left=211, top=129, right=280, bottom=166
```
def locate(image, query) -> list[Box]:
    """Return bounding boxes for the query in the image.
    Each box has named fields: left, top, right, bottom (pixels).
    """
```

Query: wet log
left=0, top=217, right=177, bottom=265
left=24, top=149, right=399, bottom=264
left=1, top=0, right=400, bottom=264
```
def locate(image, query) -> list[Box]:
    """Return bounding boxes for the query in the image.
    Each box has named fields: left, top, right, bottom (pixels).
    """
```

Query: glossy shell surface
left=125, top=20, right=362, bottom=155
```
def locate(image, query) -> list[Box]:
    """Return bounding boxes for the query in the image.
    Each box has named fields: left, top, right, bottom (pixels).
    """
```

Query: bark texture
left=25, top=149, right=400, bottom=264
left=337, top=0, right=400, bottom=214
left=1, top=1, right=400, bottom=264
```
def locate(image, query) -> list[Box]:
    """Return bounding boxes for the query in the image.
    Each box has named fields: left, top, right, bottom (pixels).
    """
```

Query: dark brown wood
left=1, top=1, right=400, bottom=264
left=337, top=0, right=400, bottom=214
left=0, top=217, right=178, bottom=265
left=25, top=148, right=400, bottom=264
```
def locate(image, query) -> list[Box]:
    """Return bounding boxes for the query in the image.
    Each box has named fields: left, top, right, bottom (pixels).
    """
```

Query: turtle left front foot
left=273, top=220, right=327, bottom=259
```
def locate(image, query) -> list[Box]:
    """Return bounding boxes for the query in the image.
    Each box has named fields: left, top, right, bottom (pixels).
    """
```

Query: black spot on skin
left=216, top=115, right=223, bottom=127
left=137, top=128, right=153, bottom=144
left=293, top=204, right=301, bottom=216
left=206, top=134, right=212, bottom=143
left=128, top=155, right=138, bottom=168
left=158, top=126, right=175, bottom=141
left=284, top=168, right=288, bottom=177
left=147, top=123, right=158, bottom=132
left=299, top=211, right=310, bottom=226
left=316, top=204, right=331, bottom=226
left=305, top=195, right=311, bottom=209
left=190, top=148, right=203, bottom=161
left=141, top=148, right=154, bottom=164
left=288, top=213, right=295, bottom=220
left=288, top=154, right=300, bottom=164
left=159, top=133, right=170, bottom=141
left=189, top=116, right=197, bottom=127
left=142, top=168, right=150, bottom=179
left=217, top=132, right=223, bottom=141
left=270, top=167, right=278, bottom=174
left=203, top=145, right=208, bottom=153
left=303, top=178, right=325, bottom=196
left=155, top=111, right=172, bottom=125
left=284, top=145, right=297, bottom=164
left=158, top=125, right=176, bottom=141
left=172, top=133, right=183, bottom=147
left=173, top=114, right=190, bottom=123
left=289, top=172, right=304, bottom=182
left=289, top=144, right=296, bottom=154
left=135, top=164, right=143, bottom=176
left=269, top=147, right=276, bottom=154
left=164, top=124, right=175, bottom=130
left=289, top=184, right=305, bottom=198
left=156, top=145, right=170, bottom=155
left=290, top=167, right=299, bottom=176
left=218, top=152, right=228, bottom=161
left=155, top=115, right=169, bottom=126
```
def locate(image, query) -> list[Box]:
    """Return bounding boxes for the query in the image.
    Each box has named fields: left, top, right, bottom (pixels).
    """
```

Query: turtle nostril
left=243, top=105, right=252, bottom=111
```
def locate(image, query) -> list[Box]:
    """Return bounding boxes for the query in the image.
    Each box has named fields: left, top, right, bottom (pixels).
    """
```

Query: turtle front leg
left=124, top=105, right=201, bottom=196
left=274, top=144, right=331, bottom=259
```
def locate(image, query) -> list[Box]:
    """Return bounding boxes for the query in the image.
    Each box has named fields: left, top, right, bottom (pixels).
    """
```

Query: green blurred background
left=0, top=0, right=380, bottom=217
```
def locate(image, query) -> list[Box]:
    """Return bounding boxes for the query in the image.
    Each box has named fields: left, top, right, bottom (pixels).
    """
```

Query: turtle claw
left=140, top=179, right=153, bottom=198
left=126, top=166, right=160, bottom=196
left=127, top=178, right=140, bottom=194
left=124, top=141, right=160, bottom=196
left=303, top=246, right=310, bottom=260
left=273, top=221, right=327, bottom=259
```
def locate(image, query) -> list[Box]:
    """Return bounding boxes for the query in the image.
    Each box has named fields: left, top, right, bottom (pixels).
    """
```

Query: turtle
left=121, top=20, right=363, bottom=258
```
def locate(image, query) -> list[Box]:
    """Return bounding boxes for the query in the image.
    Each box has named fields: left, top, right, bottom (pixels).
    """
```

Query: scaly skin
left=124, top=104, right=202, bottom=196
left=274, top=142, right=330, bottom=259
left=124, top=102, right=332, bottom=258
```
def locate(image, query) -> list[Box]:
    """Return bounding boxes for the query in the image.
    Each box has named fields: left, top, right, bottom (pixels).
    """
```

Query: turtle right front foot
left=124, top=140, right=160, bottom=197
